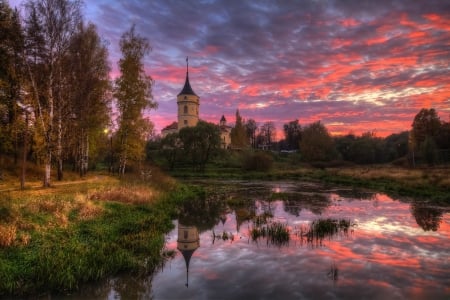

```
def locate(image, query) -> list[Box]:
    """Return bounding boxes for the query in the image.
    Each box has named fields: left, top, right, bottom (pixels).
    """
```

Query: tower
left=177, top=57, right=199, bottom=130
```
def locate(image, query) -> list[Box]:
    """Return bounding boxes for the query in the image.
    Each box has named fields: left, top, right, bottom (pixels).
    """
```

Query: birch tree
left=114, top=25, right=157, bottom=176
left=24, top=0, right=82, bottom=186
left=66, top=22, right=110, bottom=176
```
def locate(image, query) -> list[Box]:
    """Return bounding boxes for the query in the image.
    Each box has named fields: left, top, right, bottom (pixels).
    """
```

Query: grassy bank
left=169, top=164, right=450, bottom=203
left=0, top=169, right=201, bottom=296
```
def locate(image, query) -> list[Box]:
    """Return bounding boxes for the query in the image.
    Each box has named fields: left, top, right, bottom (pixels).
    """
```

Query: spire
left=178, top=56, right=197, bottom=96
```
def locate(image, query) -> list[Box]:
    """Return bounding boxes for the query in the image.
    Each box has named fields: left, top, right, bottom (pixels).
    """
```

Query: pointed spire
left=178, top=56, right=197, bottom=96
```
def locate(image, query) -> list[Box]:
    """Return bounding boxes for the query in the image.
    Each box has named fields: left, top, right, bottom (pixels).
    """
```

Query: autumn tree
left=114, top=25, right=157, bottom=176
left=23, top=0, right=82, bottom=186
left=299, top=121, right=335, bottom=161
left=244, top=118, right=257, bottom=149
left=66, top=22, right=110, bottom=176
left=0, top=0, right=24, bottom=167
left=230, top=109, right=248, bottom=149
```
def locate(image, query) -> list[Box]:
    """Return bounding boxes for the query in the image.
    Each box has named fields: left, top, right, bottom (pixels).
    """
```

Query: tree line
left=0, top=0, right=155, bottom=187
left=155, top=108, right=449, bottom=171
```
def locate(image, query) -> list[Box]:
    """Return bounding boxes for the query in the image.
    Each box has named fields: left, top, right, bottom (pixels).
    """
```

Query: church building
left=161, top=58, right=232, bottom=149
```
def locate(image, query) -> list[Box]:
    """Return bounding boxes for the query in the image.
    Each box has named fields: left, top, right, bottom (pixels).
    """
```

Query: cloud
left=10, top=0, right=449, bottom=137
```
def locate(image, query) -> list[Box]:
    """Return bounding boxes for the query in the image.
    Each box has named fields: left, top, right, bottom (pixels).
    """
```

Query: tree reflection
left=178, top=194, right=226, bottom=232
left=410, top=202, right=444, bottom=231
left=275, top=192, right=331, bottom=216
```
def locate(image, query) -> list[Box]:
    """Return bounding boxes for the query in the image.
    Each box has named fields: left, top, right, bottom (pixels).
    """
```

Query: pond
left=67, top=180, right=450, bottom=299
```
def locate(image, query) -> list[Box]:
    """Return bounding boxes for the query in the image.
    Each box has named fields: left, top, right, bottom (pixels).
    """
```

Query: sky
left=9, top=0, right=450, bottom=139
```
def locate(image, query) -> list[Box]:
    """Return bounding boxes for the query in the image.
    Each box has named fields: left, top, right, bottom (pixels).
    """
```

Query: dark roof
left=220, top=115, right=226, bottom=122
left=178, top=72, right=197, bottom=96
left=162, top=121, right=178, bottom=131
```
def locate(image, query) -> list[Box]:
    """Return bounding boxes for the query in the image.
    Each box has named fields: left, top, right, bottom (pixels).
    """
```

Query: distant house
left=161, top=58, right=232, bottom=149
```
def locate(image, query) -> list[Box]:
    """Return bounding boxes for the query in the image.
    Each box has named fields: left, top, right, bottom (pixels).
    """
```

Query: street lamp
left=104, top=129, right=113, bottom=173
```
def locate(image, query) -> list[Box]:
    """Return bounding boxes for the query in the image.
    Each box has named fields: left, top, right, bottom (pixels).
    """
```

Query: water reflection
left=410, top=202, right=444, bottom=231
left=177, top=224, right=200, bottom=288
left=151, top=182, right=450, bottom=300
left=63, top=181, right=449, bottom=299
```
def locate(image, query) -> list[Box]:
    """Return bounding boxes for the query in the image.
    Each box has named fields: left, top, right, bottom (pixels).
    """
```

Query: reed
left=305, top=218, right=353, bottom=244
left=251, top=221, right=290, bottom=246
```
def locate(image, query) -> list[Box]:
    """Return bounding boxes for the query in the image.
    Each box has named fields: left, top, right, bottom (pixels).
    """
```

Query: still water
left=70, top=180, right=449, bottom=300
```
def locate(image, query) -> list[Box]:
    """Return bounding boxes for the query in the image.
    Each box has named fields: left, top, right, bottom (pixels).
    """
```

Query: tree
left=258, top=122, right=276, bottom=149
left=411, top=108, right=441, bottom=150
left=436, top=121, right=450, bottom=150
left=114, top=25, right=157, bottom=176
left=230, top=109, right=248, bottom=148
left=334, top=134, right=356, bottom=161
left=0, top=1, right=24, bottom=167
left=159, top=132, right=181, bottom=170
left=24, top=0, right=82, bottom=186
left=283, top=119, right=301, bottom=150
left=420, top=135, right=438, bottom=166
left=179, top=121, right=220, bottom=171
left=383, top=131, right=409, bottom=162
left=244, top=118, right=257, bottom=149
left=348, top=132, right=385, bottom=164
left=66, top=22, right=110, bottom=177
left=300, top=121, right=335, bottom=161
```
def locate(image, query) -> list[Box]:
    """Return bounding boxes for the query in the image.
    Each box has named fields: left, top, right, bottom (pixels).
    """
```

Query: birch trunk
left=57, top=107, right=63, bottom=180
left=43, top=71, right=54, bottom=187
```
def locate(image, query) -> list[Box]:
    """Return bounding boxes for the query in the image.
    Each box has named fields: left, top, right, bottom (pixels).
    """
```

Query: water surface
left=68, top=180, right=450, bottom=300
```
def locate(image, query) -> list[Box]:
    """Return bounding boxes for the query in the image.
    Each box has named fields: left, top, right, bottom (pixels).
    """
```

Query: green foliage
left=420, top=135, right=438, bottom=166
left=300, top=121, right=336, bottom=162
left=159, top=133, right=181, bottom=170
left=241, top=151, right=273, bottom=171
left=179, top=121, right=221, bottom=171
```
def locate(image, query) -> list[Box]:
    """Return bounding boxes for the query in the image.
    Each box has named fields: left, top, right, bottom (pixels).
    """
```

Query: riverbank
left=0, top=169, right=201, bottom=297
left=169, top=164, right=450, bottom=203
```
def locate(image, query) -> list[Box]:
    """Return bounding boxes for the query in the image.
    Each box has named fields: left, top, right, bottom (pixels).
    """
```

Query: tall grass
left=294, top=218, right=354, bottom=246
left=0, top=173, right=201, bottom=297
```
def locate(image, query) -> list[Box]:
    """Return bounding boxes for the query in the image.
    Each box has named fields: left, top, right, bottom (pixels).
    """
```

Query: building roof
left=178, top=72, right=197, bottom=96
left=220, top=115, right=226, bottom=122
left=178, top=58, right=197, bottom=96
left=162, top=121, right=178, bottom=131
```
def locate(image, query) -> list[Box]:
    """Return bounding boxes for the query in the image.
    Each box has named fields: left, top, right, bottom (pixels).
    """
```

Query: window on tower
left=184, top=105, right=188, bottom=114
left=184, top=120, right=188, bottom=126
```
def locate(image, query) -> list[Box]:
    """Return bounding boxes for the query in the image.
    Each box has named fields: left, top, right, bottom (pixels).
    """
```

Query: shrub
left=241, top=151, right=273, bottom=171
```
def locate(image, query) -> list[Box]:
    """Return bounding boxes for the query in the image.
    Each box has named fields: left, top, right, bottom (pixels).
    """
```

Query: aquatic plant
left=305, top=218, right=353, bottom=244
left=251, top=221, right=290, bottom=246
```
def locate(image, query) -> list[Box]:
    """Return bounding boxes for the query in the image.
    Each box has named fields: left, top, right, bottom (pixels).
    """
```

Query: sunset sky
left=10, top=0, right=450, bottom=138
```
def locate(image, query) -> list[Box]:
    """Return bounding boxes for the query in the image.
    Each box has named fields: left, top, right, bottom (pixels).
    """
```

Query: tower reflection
left=177, top=224, right=200, bottom=287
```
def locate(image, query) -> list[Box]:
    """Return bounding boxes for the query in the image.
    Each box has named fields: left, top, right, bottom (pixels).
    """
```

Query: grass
left=0, top=168, right=200, bottom=297
left=294, top=218, right=355, bottom=246
left=250, top=216, right=290, bottom=247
